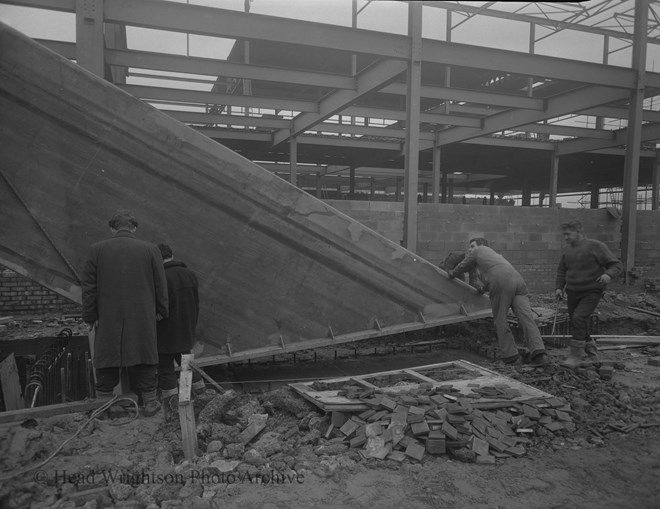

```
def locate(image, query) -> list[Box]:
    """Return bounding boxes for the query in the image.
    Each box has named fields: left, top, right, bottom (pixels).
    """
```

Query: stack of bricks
left=333, top=382, right=574, bottom=464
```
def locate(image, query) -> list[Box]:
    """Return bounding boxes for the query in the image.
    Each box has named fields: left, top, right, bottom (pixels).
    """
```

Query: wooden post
left=179, top=354, right=198, bottom=459
left=0, top=353, right=26, bottom=410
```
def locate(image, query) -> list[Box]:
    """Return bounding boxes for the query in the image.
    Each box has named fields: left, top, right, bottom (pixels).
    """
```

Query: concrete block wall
left=329, top=200, right=659, bottom=293
left=1, top=203, right=657, bottom=314
left=636, top=210, right=660, bottom=291
left=0, top=265, right=80, bottom=315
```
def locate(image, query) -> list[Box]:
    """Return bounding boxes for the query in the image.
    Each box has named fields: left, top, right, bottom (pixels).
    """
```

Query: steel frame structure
left=1, top=0, right=659, bottom=267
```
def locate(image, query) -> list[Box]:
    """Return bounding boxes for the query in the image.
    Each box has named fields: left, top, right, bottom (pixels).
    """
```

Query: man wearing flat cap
left=81, top=209, right=168, bottom=417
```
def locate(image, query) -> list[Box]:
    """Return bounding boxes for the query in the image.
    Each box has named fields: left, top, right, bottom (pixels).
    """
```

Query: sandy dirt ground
left=0, top=289, right=659, bottom=509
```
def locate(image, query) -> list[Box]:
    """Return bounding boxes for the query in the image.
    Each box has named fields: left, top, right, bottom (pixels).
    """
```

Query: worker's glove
left=596, top=274, right=611, bottom=284
left=555, top=289, right=564, bottom=301
left=447, top=271, right=455, bottom=280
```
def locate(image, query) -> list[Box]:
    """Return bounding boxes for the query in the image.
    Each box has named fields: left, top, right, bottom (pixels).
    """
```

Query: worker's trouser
left=95, top=364, right=158, bottom=396
left=157, top=352, right=202, bottom=392
left=567, top=289, right=603, bottom=342
left=488, top=268, right=545, bottom=360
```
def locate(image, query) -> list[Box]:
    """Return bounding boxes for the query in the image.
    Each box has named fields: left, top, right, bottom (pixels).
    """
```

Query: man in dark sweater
left=156, top=243, right=204, bottom=420
left=555, top=220, right=622, bottom=367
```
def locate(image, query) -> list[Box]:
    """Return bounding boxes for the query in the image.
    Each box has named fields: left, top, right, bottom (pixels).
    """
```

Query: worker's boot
left=561, top=339, right=585, bottom=369
left=529, top=349, right=550, bottom=366
left=161, top=387, right=179, bottom=422
left=95, top=389, right=114, bottom=401
left=584, top=339, right=599, bottom=363
left=141, top=390, right=161, bottom=417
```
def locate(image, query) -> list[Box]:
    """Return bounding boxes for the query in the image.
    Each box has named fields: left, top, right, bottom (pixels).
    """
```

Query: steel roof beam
left=428, top=85, right=630, bottom=147
left=343, top=106, right=482, bottom=127
left=193, top=128, right=271, bottom=142
left=515, top=123, right=616, bottom=140
left=557, top=121, right=660, bottom=156
left=423, top=1, right=646, bottom=42
left=106, top=49, right=356, bottom=90
left=99, top=0, right=639, bottom=88
left=380, top=83, right=545, bottom=110
left=162, top=110, right=291, bottom=129
left=580, top=105, right=660, bottom=122
left=271, top=59, right=407, bottom=146
left=119, top=84, right=318, bottom=113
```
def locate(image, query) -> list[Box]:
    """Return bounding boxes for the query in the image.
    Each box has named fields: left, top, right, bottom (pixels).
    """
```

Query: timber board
left=290, top=360, right=554, bottom=412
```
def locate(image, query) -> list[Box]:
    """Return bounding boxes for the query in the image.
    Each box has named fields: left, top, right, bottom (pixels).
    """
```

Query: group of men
left=81, top=211, right=622, bottom=419
left=81, top=210, right=203, bottom=419
left=446, top=220, right=623, bottom=368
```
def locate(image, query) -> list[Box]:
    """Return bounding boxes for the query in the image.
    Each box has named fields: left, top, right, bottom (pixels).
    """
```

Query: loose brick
left=411, top=421, right=430, bottom=436
left=426, top=438, right=446, bottom=455
left=470, top=436, right=490, bottom=457
left=365, top=422, right=383, bottom=437
left=405, top=442, right=425, bottom=462
left=386, top=451, right=406, bottom=463
left=340, top=420, right=360, bottom=437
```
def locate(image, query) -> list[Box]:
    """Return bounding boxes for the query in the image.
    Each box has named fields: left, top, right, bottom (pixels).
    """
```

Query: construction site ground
left=1, top=288, right=659, bottom=509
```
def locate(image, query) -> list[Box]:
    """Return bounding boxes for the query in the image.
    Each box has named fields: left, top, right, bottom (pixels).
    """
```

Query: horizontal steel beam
left=163, top=110, right=290, bottom=129
left=0, top=0, right=74, bottom=12
left=461, top=136, right=555, bottom=150
left=120, top=84, right=318, bottom=112
left=100, top=0, right=641, bottom=88
left=557, top=121, right=660, bottom=155
left=429, top=85, right=630, bottom=147
left=515, top=123, right=616, bottom=140
left=106, top=48, right=356, bottom=90
left=580, top=106, right=660, bottom=123
left=193, top=127, right=271, bottom=142
left=381, top=83, right=545, bottom=110
left=344, top=106, right=482, bottom=127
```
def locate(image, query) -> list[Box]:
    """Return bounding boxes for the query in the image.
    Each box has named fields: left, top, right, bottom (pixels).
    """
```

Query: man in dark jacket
left=555, top=220, right=622, bottom=367
left=81, top=210, right=168, bottom=417
left=156, top=243, right=203, bottom=420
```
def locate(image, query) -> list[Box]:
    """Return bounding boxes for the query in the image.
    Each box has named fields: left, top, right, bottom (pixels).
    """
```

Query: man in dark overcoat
left=81, top=210, right=168, bottom=416
left=156, top=243, right=203, bottom=420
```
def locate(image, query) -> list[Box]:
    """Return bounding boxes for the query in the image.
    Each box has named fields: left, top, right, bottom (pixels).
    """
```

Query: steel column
left=653, top=150, right=659, bottom=210
left=289, top=137, right=298, bottom=186
left=403, top=2, right=422, bottom=252
left=75, top=0, right=104, bottom=78
left=622, top=0, right=649, bottom=279
left=432, top=141, right=441, bottom=204
left=549, top=150, right=559, bottom=207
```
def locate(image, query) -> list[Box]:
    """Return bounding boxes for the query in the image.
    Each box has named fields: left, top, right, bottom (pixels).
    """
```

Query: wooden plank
left=178, top=354, right=197, bottom=459
left=627, top=306, right=660, bottom=318
left=0, top=353, right=25, bottom=411
left=0, top=24, right=492, bottom=367
left=542, top=335, right=660, bottom=346
left=0, top=400, right=103, bottom=424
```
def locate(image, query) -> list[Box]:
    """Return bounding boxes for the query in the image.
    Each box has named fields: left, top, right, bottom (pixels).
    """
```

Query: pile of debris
left=312, top=383, right=574, bottom=464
